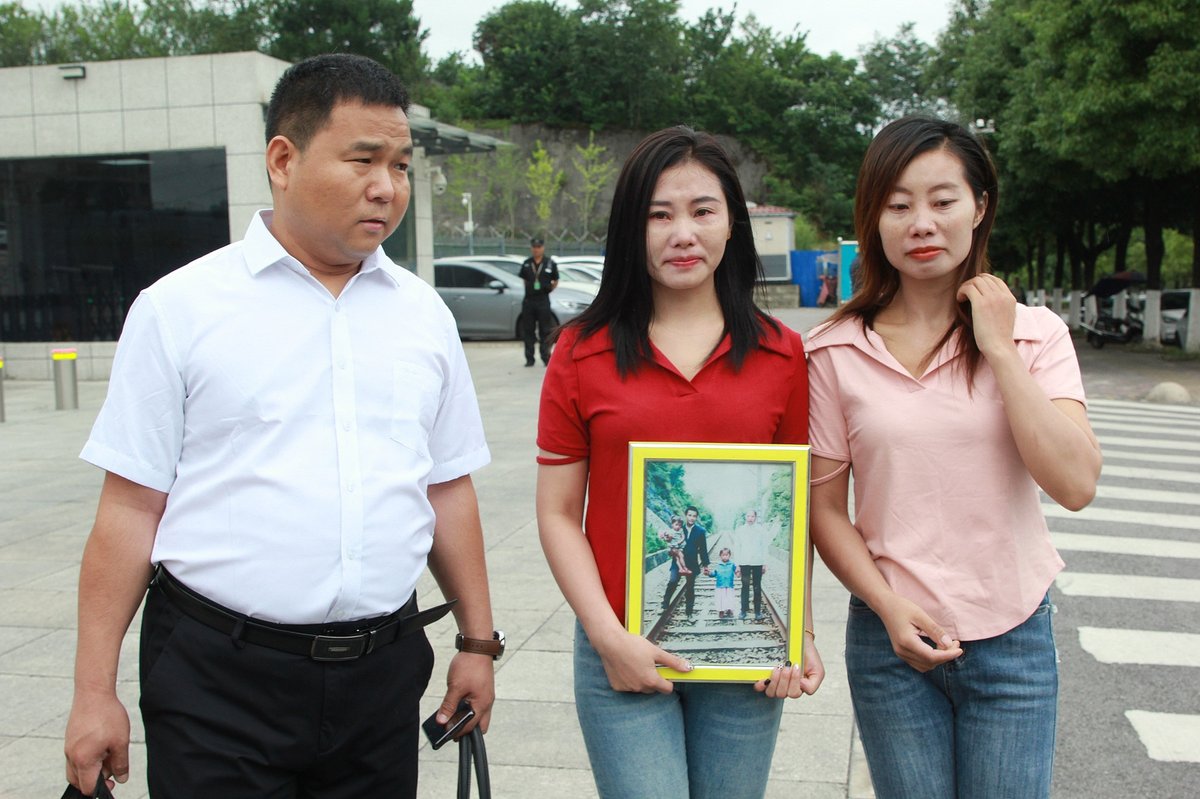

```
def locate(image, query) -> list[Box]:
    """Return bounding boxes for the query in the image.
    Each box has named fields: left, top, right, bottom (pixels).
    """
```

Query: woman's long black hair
left=564, top=126, right=778, bottom=376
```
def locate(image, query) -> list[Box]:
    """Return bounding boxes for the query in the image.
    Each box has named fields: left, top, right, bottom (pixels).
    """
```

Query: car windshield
left=1162, top=292, right=1189, bottom=311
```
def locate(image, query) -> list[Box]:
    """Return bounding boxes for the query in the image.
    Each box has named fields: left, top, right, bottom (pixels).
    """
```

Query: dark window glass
left=0, top=148, right=229, bottom=341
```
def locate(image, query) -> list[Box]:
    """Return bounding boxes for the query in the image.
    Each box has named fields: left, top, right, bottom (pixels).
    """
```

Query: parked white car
left=1160, top=290, right=1189, bottom=346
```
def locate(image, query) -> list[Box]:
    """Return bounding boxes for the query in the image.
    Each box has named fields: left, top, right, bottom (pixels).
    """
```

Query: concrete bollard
left=0, top=357, right=5, bottom=422
left=52, top=348, right=79, bottom=410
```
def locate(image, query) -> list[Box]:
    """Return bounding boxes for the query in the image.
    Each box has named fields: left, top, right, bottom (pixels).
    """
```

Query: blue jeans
left=845, top=594, right=1058, bottom=799
left=573, top=621, right=783, bottom=799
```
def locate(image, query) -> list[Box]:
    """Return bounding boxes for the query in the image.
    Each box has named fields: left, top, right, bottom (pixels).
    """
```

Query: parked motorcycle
left=1081, top=270, right=1146, bottom=348
left=1082, top=309, right=1143, bottom=348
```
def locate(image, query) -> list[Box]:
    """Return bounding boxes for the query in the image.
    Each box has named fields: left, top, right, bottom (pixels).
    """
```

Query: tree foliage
left=4, top=0, right=1195, bottom=283
left=525, top=140, right=563, bottom=227
left=937, top=0, right=1200, bottom=289
left=265, top=0, right=428, bottom=86
left=569, top=131, right=617, bottom=238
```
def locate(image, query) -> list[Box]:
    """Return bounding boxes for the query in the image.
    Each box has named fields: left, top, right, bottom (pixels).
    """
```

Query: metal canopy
left=409, top=117, right=509, bottom=155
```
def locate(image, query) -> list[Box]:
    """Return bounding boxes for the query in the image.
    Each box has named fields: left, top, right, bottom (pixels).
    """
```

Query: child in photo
left=711, top=548, right=738, bottom=618
left=659, top=514, right=692, bottom=575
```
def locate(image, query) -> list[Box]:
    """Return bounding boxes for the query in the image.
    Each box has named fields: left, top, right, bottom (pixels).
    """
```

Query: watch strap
left=456, top=632, right=504, bottom=659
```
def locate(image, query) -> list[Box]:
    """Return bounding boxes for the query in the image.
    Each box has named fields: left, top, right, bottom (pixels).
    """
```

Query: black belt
left=153, top=567, right=456, bottom=662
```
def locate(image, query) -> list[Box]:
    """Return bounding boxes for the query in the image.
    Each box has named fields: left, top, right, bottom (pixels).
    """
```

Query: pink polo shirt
left=807, top=305, right=1084, bottom=641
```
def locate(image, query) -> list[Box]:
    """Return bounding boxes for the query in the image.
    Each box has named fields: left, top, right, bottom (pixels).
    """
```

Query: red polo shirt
left=537, top=322, right=809, bottom=622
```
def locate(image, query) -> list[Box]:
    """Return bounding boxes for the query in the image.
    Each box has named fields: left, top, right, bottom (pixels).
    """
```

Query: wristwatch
left=455, top=630, right=506, bottom=660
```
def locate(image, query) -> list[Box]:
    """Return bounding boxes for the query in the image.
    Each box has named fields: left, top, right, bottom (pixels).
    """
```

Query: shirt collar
left=806, top=304, right=1051, bottom=371
left=568, top=320, right=796, bottom=361
left=241, top=209, right=400, bottom=287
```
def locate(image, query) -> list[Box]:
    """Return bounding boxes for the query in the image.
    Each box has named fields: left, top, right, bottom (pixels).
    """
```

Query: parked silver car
left=440, top=254, right=599, bottom=296
left=433, top=258, right=592, bottom=340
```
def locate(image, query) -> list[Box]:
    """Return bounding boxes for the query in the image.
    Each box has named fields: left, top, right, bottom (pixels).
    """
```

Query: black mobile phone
left=422, top=701, right=475, bottom=750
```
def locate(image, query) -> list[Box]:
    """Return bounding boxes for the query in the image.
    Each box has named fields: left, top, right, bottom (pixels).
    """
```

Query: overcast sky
left=412, top=0, right=956, bottom=63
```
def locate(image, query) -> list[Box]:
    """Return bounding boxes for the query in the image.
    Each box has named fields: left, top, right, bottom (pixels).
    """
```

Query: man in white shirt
left=730, top=509, right=771, bottom=620
left=63, top=54, right=499, bottom=799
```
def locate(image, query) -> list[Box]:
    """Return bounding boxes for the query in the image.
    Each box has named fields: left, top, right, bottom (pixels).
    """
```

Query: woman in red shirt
left=536, top=126, right=823, bottom=798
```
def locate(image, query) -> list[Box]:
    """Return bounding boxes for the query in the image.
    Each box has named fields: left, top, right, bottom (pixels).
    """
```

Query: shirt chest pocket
left=390, top=361, right=443, bottom=454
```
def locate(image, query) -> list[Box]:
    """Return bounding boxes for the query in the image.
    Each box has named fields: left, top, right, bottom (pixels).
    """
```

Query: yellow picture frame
left=626, top=441, right=810, bottom=683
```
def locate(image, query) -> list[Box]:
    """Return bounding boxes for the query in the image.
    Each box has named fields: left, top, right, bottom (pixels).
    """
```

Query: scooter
left=1081, top=304, right=1144, bottom=349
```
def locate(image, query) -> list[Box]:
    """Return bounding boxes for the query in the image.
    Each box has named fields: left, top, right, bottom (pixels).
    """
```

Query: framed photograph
left=626, top=442, right=810, bottom=683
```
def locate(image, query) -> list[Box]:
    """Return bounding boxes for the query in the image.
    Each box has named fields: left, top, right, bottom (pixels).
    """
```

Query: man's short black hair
left=266, top=53, right=410, bottom=150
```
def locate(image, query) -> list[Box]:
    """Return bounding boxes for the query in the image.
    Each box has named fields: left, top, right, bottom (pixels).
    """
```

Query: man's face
left=685, top=509, right=698, bottom=526
left=268, top=101, right=413, bottom=273
left=531, top=243, right=545, bottom=259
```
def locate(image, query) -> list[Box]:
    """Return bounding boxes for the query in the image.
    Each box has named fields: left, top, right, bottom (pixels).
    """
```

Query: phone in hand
left=422, top=700, right=475, bottom=750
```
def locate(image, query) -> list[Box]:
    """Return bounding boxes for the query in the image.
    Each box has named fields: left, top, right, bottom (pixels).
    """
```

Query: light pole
left=462, top=192, right=475, bottom=255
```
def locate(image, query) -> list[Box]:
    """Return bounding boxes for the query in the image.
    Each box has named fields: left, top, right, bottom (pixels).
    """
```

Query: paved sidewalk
left=2, top=306, right=1195, bottom=798
left=0, top=308, right=864, bottom=799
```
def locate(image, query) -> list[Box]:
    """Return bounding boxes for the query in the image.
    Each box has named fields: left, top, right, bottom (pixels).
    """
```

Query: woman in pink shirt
left=807, top=117, right=1101, bottom=798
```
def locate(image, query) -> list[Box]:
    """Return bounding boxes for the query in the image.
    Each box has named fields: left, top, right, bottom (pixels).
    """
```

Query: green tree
left=0, top=2, right=44, bottom=66
left=40, top=1, right=160, bottom=62
left=939, top=0, right=1200, bottom=289
left=266, top=0, right=428, bottom=86
left=421, top=51, right=487, bottom=123
left=568, top=131, right=617, bottom=237
left=526, top=140, right=563, bottom=227
left=473, top=1, right=580, bottom=124
left=2, top=0, right=266, bottom=65
left=860, top=22, right=942, bottom=124
left=487, top=146, right=528, bottom=237
left=571, top=0, right=686, bottom=129
left=141, top=0, right=265, bottom=55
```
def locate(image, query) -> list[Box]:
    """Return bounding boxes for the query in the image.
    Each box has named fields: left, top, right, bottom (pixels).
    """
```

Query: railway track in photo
left=643, top=535, right=790, bottom=667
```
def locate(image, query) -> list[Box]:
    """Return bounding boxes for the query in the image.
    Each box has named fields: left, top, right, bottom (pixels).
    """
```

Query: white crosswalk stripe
left=1077, top=627, right=1200, bottom=667
left=1053, top=399, right=1200, bottom=766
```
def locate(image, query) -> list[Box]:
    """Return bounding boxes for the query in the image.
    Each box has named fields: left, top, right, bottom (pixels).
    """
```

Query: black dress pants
left=522, top=297, right=556, bottom=364
left=138, top=583, right=434, bottom=798
left=740, top=564, right=764, bottom=615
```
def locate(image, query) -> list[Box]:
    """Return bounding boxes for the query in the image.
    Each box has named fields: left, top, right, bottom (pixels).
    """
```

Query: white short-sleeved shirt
left=807, top=305, right=1084, bottom=640
left=82, top=211, right=490, bottom=624
left=729, top=523, right=771, bottom=566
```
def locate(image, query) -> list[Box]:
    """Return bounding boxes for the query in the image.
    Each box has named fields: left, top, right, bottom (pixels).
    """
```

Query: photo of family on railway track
left=625, top=443, right=811, bottom=682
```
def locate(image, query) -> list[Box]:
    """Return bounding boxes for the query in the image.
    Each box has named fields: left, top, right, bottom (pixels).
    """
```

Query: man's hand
left=64, top=690, right=131, bottom=793
left=436, top=652, right=496, bottom=736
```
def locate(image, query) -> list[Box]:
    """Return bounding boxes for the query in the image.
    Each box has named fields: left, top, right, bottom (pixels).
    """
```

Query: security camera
left=430, top=166, right=448, bottom=196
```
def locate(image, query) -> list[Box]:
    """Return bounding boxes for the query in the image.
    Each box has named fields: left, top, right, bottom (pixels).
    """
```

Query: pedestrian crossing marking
left=1095, top=465, right=1200, bottom=484
left=1051, top=532, right=1200, bottom=559
left=1078, top=627, right=1200, bottom=667
left=1060, top=400, right=1200, bottom=783
left=1054, top=572, right=1200, bottom=603
left=1092, top=485, right=1200, bottom=505
left=1090, top=398, right=1200, bottom=416
left=1125, top=711, right=1200, bottom=763
left=1091, top=421, right=1200, bottom=438
left=1099, top=431, right=1200, bottom=451
left=1043, top=504, right=1200, bottom=530
left=1098, top=449, right=1200, bottom=466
